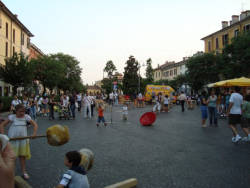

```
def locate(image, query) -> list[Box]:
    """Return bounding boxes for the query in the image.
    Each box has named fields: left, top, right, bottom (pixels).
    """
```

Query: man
left=178, top=91, right=187, bottom=112
left=76, top=93, right=82, bottom=112
left=83, top=93, right=91, bottom=119
left=109, top=92, right=114, bottom=106
left=227, top=87, right=243, bottom=143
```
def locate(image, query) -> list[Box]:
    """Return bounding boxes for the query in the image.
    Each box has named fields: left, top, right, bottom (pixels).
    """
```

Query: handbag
left=75, top=102, right=78, bottom=108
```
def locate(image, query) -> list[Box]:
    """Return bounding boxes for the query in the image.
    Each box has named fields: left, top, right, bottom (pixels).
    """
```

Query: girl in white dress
left=0, top=104, right=38, bottom=180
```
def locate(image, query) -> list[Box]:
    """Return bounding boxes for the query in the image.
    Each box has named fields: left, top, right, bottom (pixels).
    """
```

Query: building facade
left=153, top=60, right=187, bottom=82
left=0, top=1, right=33, bottom=96
left=201, top=11, right=250, bottom=53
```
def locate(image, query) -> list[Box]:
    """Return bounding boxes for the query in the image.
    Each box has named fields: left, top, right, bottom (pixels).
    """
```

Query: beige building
left=153, top=60, right=187, bottom=82
left=0, top=1, right=33, bottom=96
left=201, top=11, right=250, bottom=53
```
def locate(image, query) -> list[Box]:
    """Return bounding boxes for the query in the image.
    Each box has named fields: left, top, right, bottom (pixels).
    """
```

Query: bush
left=0, top=96, right=13, bottom=112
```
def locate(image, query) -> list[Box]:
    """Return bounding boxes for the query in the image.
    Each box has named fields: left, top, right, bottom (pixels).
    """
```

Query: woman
left=0, top=104, right=38, bottom=179
left=200, top=91, right=208, bottom=127
left=207, top=90, right=218, bottom=127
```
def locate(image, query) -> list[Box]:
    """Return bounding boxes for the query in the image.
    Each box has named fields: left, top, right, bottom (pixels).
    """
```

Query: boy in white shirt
left=122, top=103, right=128, bottom=121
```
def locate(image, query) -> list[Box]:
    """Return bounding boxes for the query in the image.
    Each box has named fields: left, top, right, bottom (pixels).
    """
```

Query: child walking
left=96, top=104, right=107, bottom=127
left=122, top=103, right=128, bottom=120
left=0, top=104, right=38, bottom=180
left=56, top=151, right=90, bottom=188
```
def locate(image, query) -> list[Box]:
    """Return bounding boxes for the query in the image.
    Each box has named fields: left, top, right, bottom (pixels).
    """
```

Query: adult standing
left=200, top=91, right=208, bottom=127
left=178, top=91, right=187, bottom=112
left=76, top=93, right=82, bottom=112
left=69, top=94, right=76, bottom=119
left=90, top=95, right=95, bottom=117
left=227, top=87, right=243, bottom=143
left=83, top=93, right=91, bottom=119
left=109, top=92, right=114, bottom=106
left=48, top=94, right=56, bottom=120
left=207, top=90, right=218, bottom=127
left=241, top=94, right=250, bottom=141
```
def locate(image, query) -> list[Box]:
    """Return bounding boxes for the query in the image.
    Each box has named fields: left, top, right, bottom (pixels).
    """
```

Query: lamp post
left=138, top=62, right=145, bottom=94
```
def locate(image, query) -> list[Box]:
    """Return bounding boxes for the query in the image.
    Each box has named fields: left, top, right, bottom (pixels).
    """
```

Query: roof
left=30, top=43, right=45, bottom=56
left=0, top=1, right=34, bottom=37
left=154, top=61, right=175, bottom=71
left=154, top=60, right=186, bottom=71
left=201, top=15, right=250, bottom=40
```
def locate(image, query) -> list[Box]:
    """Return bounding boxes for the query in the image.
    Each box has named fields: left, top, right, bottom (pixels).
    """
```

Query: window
left=6, top=22, right=8, bottom=38
left=21, top=33, right=24, bottom=45
left=244, top=24, right=250, bottom=32
left=13, top=29, right=15, bottom=43
left=174, top=69, right=177, bottom=75
left=222, top=34, right=228, bottom=46
left=208, top=41, right=211, bottom=52
left=215, top=38, right=219, bottom=49
left=155, top=72, right=157, bottom=78
left=170, top=70, right=173, bottom=76
left=27, top=37, right=30, bottom=48
left=13, top=46, right=15, bottom=55
left=166, top=71, right=169, bottom=77
left=158, top=72, right=161, bottom=77
left=5, top=42, right=8, bottom=57
left=234, top=29, right=239, bottom=37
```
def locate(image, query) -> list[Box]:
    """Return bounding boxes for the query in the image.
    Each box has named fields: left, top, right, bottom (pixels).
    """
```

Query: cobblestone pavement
left=4, top=104, right=250, bottom=188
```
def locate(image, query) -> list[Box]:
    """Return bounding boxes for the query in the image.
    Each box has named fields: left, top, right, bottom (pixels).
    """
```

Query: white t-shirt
left=138, top=93, right=142, bottom=99
left=83, top=96, right=91, bottom=106
left=164, top=97, right=169, bottom=104
left=229, top=93, right=243, bottom=114
left=62, top=98, right=69, bottom=107
left=11, top=99, right=21, bottom=107
left=122, top=106, right=128, bottom=115
left=77, top=94, right=82, bottom=102
left=109, top=93, right=114, bottom=100
left=38, top=97, right=43, bottom=105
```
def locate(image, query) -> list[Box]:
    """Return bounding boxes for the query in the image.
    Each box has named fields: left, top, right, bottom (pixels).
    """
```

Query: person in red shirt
left=96, top=104, right=107, bottom=127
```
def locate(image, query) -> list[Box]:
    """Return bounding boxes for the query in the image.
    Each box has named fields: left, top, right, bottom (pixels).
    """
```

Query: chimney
left=240, top=11, right=247, bottom=20
left=222, top=21, right=228, bottom=29
left=230, top=20, right=233, bottom=25
left=232, top=15, right=239, bottom=24
left=14, top=14, right=18, bottom=18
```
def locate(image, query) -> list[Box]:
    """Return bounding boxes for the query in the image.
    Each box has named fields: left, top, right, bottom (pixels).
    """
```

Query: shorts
left=241, top=117, right=250, bottom=128
left=164, top=104, right=168, bottom=107
left=228, top=114, right=241, bottom=125
left=138, top=100, right=143, bottom=104
left=97, top=116, right=105, bottom=123
left=200, top=105, right=208, bottom=119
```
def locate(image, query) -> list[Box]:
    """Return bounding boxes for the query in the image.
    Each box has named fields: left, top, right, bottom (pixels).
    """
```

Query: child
left=163, top=95, right=169, bottom=112
left=96, top=104, right=107, bottom=127
left=56, top=151, right=90, bottom=188
left=0, top=104, right=38, bottom=180
left=122, top=103, right=128, bottom=120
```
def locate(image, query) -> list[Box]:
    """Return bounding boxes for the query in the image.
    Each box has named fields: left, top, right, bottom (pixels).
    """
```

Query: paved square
left=13, top=105, right=250, bottom=187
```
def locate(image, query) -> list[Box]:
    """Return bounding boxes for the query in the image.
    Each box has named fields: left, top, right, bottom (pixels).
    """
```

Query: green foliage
left=0, top=53, right=34, bottom=95
left=0, top=96, right=13, bottom=112
left=154, top=79, right=170, bottom=85
left=104, top=60, right=116, bottom=78
left=186, top=53, right=221, bottom=91
left=101, top=78, right=113, bottom=94
left=145, top=58, right=154, bottom=83
left=222, top=32, right=250, bottom=78
left=122, top=56, right=139, bottom=95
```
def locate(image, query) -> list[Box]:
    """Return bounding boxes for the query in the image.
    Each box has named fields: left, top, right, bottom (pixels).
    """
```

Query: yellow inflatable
left=145, top=85, right=175, bottom=102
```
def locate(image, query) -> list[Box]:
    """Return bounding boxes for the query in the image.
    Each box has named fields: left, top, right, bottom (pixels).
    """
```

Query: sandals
left=23, top=172, right=30, bottom=180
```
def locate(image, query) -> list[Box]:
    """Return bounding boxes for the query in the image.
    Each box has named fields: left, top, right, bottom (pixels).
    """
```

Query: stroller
left=58, top=104, right=71, bottom=120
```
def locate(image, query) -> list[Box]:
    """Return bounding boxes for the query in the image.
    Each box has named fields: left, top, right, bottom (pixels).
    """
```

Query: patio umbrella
left=214, top=77, right=250, bottom=87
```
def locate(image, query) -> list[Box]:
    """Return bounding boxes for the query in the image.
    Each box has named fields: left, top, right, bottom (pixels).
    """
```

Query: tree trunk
left=13, top=86, right=18, bottom=96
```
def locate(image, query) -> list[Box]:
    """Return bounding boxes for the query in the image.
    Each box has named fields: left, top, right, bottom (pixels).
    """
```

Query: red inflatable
left=140, top=112, right=156, bottom=126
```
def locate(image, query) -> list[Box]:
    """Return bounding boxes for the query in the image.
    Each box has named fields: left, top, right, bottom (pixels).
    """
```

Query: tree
left=145, top=58, right=154, bottom=83
left=0, top=53, right=34, bottom=95
left=222, top=32, right=250, bottom=79
left=101, top=78, right=113, bottom=94
left=186, top=53, right=221, bottom=91
left=30, top=55, right=65, bottom=93
left=122, top=56, right=139, bottom=95
left=104, top=60, right=116, bottom=78
left=50, top=53, right=82, bottom=92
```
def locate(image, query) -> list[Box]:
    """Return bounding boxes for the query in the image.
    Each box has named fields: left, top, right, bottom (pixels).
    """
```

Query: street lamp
left=138, top=62, right=145, bottom=93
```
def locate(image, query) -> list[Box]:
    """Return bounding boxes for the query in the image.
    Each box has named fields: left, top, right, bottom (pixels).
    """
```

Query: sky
left=2, top=0, right=250, bottom=84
